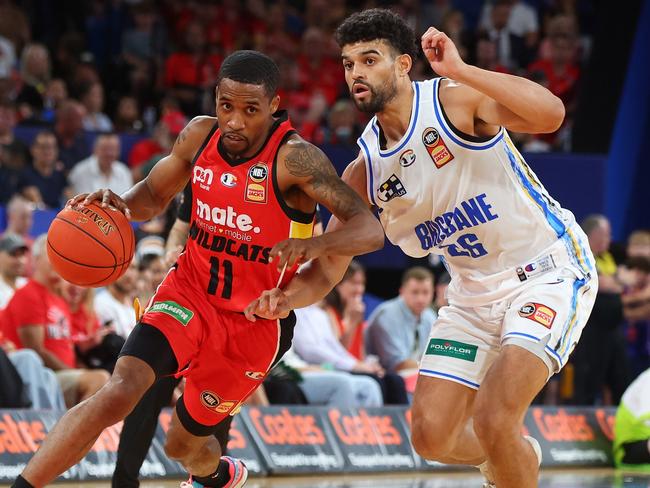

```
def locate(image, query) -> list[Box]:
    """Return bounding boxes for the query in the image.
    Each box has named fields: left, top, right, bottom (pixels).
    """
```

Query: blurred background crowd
left=0, top=0, right=647, bottom=422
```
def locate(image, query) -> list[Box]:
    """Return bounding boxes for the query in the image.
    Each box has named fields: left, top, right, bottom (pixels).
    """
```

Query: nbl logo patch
left=422, top=127, right=454, bottom=169
left=245, top=162, right=269, bottom=203
left=200, top=391, right=237, bottom=414
left=377, top=174, right=406, bottom=203
left=518, top=302, right=557, bottom=329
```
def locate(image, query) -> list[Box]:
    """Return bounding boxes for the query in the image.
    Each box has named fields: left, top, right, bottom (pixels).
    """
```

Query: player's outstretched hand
left=66, top=189, right=132, bottom=220
left=269, top=237, right=324, bottom=271
left=244, top=288, right=291, bottom=322
left=421, top=27, right=465, bottom=79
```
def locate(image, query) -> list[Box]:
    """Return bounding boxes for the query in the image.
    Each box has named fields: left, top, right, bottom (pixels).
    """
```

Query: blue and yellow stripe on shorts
left=502, top=136, right=594, bottom=364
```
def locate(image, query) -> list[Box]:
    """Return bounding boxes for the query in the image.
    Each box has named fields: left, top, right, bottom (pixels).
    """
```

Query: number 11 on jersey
left=207, top=257, right=233, bottom=298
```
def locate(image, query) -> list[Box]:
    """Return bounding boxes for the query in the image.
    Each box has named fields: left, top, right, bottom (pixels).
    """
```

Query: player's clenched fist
left=244, top=288, right=291, bottom=322
left=421, top=27, right=465, bottom=79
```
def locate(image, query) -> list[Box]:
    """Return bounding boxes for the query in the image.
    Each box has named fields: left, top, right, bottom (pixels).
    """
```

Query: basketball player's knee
left=411, top=412, right=456, bottom=460
left=164, top=435, right=194, bottom=462
left=473, top=400, right=518, bottom=445
left=97, top=377, right=146, bottom=422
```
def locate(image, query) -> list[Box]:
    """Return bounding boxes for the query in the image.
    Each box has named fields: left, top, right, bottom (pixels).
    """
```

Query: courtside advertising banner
left=0, top=409, right=184, bottom=483
left=225, top=416, right=267, bottom=475
left=524, top=406, right=616, bottom=467
left=0, top=406, right=616, bottom=482
left=325, top=407, right=417, bottom=472
left=240, top=406, right=345, bottom=474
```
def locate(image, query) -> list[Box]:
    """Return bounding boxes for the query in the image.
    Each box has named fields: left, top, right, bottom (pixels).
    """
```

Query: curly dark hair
left=335, top=8, right=419, bottom=59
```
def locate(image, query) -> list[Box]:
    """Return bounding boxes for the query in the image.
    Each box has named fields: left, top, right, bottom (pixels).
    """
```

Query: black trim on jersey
left=177, top=183, right=192, bottom=223
left=216, top=110, right=290, bottom=167
left=272, top=131, right=316, bottom=224
left=191, top=121, right=220, bottom=166
left=436, top=81, right=495, bottom=143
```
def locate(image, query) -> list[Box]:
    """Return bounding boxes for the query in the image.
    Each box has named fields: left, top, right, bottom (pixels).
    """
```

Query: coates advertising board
left=326, top=407, right=416, bottom=472
left=241, top=406, right=345, bottom=474
left=0, top=409, right=184, bottom=483
left=225, top=416, right=267, bottom=475
left=525, top=407, right=615, bottom=467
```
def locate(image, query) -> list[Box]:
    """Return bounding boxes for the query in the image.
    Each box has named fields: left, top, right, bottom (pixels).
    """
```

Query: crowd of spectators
left=0, top=0, right=598, bottom=210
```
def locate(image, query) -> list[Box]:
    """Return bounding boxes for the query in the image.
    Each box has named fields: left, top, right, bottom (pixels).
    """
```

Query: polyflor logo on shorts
left=200, top=391, right=237, bottom=414
left=426, top=339, right=477, bottom=362
left=518, top=302, right=556, bottom=329
left=149, top=301, right=194, bottom=326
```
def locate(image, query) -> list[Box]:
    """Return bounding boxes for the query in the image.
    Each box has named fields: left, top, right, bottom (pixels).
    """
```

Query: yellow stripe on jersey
left=289, top=219, right=314, bottom=239
left=503, top=135, right=591, bottom=276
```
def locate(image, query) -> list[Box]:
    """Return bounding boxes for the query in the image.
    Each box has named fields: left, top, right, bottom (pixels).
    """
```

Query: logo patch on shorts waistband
left=149, top=301, right=194, bottom=326
left=426, top=339, right=477, bottom=362
left=200, top=390, right=237, bottom=414
left=518, top=302, right=556, bottom=329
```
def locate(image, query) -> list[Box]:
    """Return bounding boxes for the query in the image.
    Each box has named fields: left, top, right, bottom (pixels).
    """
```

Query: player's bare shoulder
left=172, top=115, right=218, bottom=163
left=438, top=78, right=499, bottom=138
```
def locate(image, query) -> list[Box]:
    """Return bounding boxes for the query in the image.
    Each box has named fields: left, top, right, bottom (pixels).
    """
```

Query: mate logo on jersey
left=193, top=165, right=214, bottom=190
left=377, top=174, right=407, bottom=202
left=195, top=199, right=261, bottom=234
left=246, top=162, right=269, bottom=203
left=399, top=149, right=416, bottom=167
left=422, top=127, right=454, bottom=169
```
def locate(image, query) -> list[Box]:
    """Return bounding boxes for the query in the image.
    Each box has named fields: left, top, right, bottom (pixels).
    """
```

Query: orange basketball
left=47, top=202, right=135, bottom=287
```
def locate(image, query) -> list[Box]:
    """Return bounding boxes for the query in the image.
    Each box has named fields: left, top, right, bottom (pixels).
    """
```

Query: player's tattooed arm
left=284, top=140, right=366, bottom=222
left=271, top=138, right=383, bottom=270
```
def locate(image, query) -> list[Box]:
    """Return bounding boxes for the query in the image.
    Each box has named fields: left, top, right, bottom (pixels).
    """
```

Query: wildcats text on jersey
left=188, top=221, right=271, bottom=264
left=414, top=193, right=499, bottom=255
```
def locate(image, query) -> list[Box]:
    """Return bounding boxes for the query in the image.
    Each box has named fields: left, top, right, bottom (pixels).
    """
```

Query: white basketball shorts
left=419, top=264, right=598, bottom=389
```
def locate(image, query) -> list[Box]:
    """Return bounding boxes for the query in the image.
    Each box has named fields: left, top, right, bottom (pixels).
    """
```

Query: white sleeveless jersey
left=358, top=78, right=594, bottom=297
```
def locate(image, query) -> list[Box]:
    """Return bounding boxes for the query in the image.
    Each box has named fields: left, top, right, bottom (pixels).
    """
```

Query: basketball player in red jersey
left=12, top=51, right=383, bottom=488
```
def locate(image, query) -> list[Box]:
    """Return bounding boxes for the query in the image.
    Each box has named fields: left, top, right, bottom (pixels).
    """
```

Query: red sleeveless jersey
left=174, top=112, right=315, bottom=312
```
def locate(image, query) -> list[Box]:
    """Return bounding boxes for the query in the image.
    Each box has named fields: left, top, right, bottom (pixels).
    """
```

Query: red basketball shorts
left=140, top=270, right=294, bottom=435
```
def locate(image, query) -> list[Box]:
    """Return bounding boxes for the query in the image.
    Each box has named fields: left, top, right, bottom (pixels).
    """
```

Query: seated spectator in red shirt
left=128, top=109, right=186, bottom=175
left=163, top=21, right=221, bottom=116
left=526, top=15, right=580, bottom=149
left=2, top=234, right=109, bottom=407
left=63, top=282, right=124, bottom=373
left=527, top=15, right=580, bottom=112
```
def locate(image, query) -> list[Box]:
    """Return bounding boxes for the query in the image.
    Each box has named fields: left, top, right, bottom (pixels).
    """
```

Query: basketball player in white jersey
left=245, top=8, right=597, bottom=488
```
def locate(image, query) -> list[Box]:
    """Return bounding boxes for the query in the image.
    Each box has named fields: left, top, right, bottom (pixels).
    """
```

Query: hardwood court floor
left=8, top=469, right=649, bottom=487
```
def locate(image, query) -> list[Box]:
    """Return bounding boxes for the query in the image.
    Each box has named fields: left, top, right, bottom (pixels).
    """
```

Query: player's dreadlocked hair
left=335, top=8, right=419, bottom=59
left=217, top=50, right=280, bottom=97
